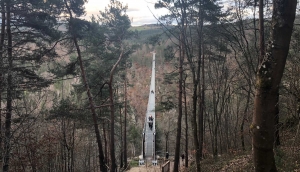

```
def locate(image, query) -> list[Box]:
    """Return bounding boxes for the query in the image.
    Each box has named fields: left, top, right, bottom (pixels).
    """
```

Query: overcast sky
left=84, top=0, right=167, bottom=26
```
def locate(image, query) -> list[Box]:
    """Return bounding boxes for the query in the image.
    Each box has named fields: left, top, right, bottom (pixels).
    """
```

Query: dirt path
left=127, top=161, right=177, bottom=172
left=127, top=166, right=161, bottom=172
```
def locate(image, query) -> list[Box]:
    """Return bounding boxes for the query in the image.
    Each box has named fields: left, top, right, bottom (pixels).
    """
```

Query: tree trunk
left=108, top=49, right=124, bottom=172
left=103, top=121, right=108, bottom=165
left=120, top=106, right=123, bottom=169
left=165, top=132, right=169, bottom=154
left=183, top=76, right=188, bottom=168
left=199, top=43, right=205, bottom=161
left=187, top=41, right=202, bottom=171
left=73, top=20, right=107, bottom=172
left=274, top=93, right=280, bottom=147
left=63, top=1, right=106, bottom=171
left=0, top=0, right=5, bottom=168
left=173, top=34, right=184, bottom=172
left=252, top=0, right=296, bottom=171
left=124, top=73, right=128, bottom=168
left=259, top=0, right=265, bottom=63
left=71, top=122, right=75, bottom=172
left=3, top=1, right=12, bottom=171
left=191, top=72, right=200, bottom=164
left=212, top=89, right=218, bottom=157
left=240, top=89, right=250, bottom=151
left=188, top=2, right=204, bottom=170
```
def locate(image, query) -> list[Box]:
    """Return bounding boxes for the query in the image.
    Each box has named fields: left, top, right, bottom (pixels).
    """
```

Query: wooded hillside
left=0, top=0, right=299, bottom=172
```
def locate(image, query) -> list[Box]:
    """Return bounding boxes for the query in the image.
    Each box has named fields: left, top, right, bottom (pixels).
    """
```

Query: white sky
left=84, top=0, right=167, bottom=26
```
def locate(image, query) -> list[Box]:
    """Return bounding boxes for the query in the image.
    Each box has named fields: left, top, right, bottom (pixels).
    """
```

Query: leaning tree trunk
left=72, top=31, right=106, bottom=172
left=252, top=0, right=296, bottom=171
left=63, top=1, right=107, bottom=171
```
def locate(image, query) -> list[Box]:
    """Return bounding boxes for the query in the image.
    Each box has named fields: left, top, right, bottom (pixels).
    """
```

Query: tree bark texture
left=0, top=0, right=5, bottom=168
left=120, top=107, right=123, bottom=169
left=252, top=0, right=296, bottom=171
left=199, top=42, right=205, bottom=161
left=259, top=0, right=265, bottom=63
left=183, top=76, right=188, bottom=168
left=124, top=73, right=128, bottom=168
left=173, top=34, right=184, bottom=172
left=241, top=90, right=251, bottom=151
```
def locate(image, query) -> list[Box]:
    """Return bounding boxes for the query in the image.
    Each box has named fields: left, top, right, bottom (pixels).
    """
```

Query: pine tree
left=0, top=0, right=62, bottom=170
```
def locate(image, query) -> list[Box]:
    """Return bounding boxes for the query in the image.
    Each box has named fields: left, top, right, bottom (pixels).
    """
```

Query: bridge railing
left=142, top=116, right=147, bottom=158
left=161, top=161, right=170, bottom=172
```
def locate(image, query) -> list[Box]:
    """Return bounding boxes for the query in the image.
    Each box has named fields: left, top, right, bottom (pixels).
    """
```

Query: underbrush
left=275, top=144, right=300, bottom=171
left=198, top=152, right=253, bottom=172
left=128, top=160, right=139, bottom=168
left=184, top=125, right=300, bottom=171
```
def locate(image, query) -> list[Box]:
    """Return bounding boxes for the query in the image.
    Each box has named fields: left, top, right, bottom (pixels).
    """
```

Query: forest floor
left=128, top=148, right=299, bottom=171
left=127, top=160, right=191, bottom=172
left=126, top=155, right=251, bottom=172
left=127, top=127, right=300, bottom=171
left=128, top=166, right=161, bottom=172
left=200, top=127, right=300, bottom=171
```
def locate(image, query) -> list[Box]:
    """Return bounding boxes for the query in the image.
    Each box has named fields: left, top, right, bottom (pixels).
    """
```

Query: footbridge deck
left=141, top=52, right=156, bottom=164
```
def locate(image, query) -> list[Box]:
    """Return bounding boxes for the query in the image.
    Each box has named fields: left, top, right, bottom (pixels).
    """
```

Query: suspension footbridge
left=140, top=51, right=157, bottom=165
